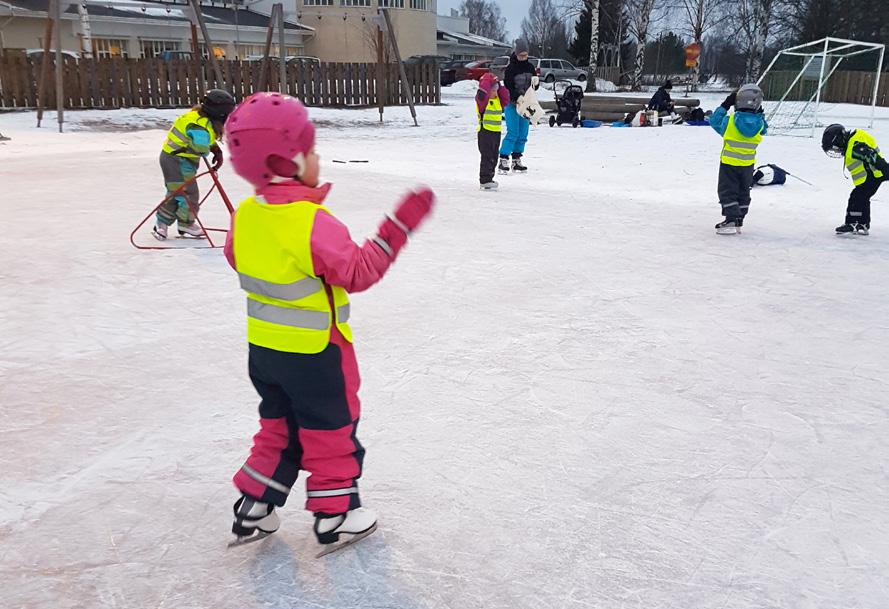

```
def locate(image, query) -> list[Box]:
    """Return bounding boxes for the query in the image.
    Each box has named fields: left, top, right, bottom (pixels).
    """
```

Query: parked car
left=532, top=59, right=587, bottom=83
left=25, top=48, right=79, bottom=61
left=404, top=55, right=450, bottom=66
left=160, top=50, right=194, bottom=62
left=286, top=56, right=320, bottom=66
left=490, top=55, right=541, bottom=81
left=440, top=60, right=469, bottom=86
left=464, top=60, right=492, bottom=81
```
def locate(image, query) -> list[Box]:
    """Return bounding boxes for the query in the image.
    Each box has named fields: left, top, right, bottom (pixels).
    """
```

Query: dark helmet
left=822, top=123, right=849, bottom=158
left=201, top=89, right=236, bottom=122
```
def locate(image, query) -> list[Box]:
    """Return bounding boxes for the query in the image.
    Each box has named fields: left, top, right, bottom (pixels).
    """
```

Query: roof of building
left=437, top=29, right=510, bottom=51
left=0, top=0, right=312, bottom=31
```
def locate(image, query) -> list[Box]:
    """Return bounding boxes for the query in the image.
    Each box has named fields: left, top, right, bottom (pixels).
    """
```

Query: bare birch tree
left=625, top=0, right=659, bottom=90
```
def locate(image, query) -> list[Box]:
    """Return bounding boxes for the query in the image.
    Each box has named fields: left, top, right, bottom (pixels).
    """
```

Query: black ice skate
left=715, top=218, right=741, bottom=235
left=511, top=156, right=528, bottom=173
left=480, top=181, right=499, bottom=191
left=836, top=223, right=868, bottom=236
left=228, top=495, right=280, bottom=547
left=497, top=157, right=511, bottom=175
left=314, top=507, right=378, bottom=557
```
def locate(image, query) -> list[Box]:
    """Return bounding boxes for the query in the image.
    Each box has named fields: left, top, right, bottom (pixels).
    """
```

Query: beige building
left=293, top=0, right=437, bottom=63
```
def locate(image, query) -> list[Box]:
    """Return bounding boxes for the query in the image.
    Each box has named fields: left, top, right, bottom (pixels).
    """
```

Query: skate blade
left=715, top=227, right=740, bottom=235
left=177, top=233, right=207, bottom=240
left=227, top=530, right=273, bottom=548
left=315, top=523, right=377, bottom=558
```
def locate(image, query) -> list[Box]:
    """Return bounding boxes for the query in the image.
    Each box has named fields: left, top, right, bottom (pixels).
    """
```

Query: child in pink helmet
left=223, top=92, right=435, bottom=551
left=476, top=72, right=509, bottom=191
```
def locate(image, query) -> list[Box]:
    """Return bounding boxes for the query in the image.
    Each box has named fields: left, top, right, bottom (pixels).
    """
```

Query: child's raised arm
left=309, top=188, right=435, bottom=293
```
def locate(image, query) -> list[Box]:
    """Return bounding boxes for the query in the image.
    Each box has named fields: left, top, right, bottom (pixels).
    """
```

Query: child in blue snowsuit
left=709, top=84, right=768, bottom=234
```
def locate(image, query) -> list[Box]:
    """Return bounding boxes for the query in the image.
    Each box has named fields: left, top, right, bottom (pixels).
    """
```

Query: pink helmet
left=479, top=72, right=498, bottom=87
left=225, top=92, right=316, bottom=189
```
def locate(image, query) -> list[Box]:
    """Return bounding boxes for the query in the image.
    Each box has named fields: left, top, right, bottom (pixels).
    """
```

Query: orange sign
left=685, top=42, right=701, bottom=68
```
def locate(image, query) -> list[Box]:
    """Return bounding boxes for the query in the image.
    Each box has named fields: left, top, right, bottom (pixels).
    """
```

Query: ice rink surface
left=1, top=83, right=888, bottom=609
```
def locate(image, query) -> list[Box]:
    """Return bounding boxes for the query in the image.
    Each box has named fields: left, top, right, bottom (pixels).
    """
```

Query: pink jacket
left=475, top=79, right=510, bottom=116
left=224, top=181, right=401, bottom=293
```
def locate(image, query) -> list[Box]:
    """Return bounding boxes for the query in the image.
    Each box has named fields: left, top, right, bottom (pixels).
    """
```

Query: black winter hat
left=663, top=80, right=673, bottom=90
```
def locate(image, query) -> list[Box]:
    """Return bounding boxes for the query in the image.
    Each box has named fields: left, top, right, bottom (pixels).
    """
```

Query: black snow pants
left=846, top=175, right=886, bottom=226
left=478, top=129, right=501, bottom=185
left=717, top=162, right=754, bottom=221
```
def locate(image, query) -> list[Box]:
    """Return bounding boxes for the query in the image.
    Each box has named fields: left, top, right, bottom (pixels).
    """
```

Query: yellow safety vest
left=845, top=130, right=884, bottom=186
left=232, top=196, right=353, bottom=354
left=477, top=95, right=503, bottom=133
left=162, top=109, right=216, bottom=159
left=721, top=114, right=762, bottom=167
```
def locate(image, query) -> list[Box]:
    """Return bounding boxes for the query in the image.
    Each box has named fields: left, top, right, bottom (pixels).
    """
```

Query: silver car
left=533, top=59, right=587, bottom=83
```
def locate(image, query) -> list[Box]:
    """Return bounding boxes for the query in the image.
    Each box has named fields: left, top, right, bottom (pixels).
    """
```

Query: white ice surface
left=1, top=85, right=889, bottom=609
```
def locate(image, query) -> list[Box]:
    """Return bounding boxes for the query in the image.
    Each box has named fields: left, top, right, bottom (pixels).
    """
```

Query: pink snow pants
left=233, top=326, right=364, bottom=515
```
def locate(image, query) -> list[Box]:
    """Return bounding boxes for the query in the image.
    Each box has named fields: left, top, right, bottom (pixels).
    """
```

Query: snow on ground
left=1, top=84, right=889, bottom=609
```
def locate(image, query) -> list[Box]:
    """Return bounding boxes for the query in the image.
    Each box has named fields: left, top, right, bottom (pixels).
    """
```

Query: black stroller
left=548, top=80, right=584, bottom=128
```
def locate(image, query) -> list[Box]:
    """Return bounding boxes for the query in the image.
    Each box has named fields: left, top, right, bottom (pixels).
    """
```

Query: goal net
left=757, top=37, right=885, bottom=137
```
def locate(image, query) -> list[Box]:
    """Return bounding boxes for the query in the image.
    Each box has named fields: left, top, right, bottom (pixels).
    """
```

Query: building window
left=379, top=0, right=404, bottom=6
left=198, top=44, right=227, bottom=59
left=141, top=40, right=180, bottom=59
left=302, top=0, right=332, bottom=5
left=340, top=0, right=370, bottom=6
left=409, top=0, right=427, bottom=8
left=93, top=38, right=129, bottom=58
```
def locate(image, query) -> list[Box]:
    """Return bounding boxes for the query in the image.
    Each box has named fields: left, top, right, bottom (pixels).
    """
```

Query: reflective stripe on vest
left=477, top=96, right=503, bottom=133
left=337, top=303, right=350, bottom=323
left=247, top=299, right=330, bottom=330
left=721, top=114, right=762, bottom=167
left=845, top=130, right=884, bottom=186
left=238, top=273, right=322, bottom=301
left=162, top=110, right=215, bottom=158
left=233, top=196, right=353, bottom=354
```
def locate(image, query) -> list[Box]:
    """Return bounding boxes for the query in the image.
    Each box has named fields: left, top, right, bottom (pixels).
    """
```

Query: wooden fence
left=0, top=56, right=440, bottom=110
left=760, top=69, right=889, bottom=106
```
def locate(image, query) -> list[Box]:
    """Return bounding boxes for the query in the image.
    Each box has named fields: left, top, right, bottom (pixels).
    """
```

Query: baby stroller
left=548, top=80, right=584, bottom=128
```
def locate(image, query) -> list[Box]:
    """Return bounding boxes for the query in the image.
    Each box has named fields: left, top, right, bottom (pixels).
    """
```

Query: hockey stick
left=784, top=171, right=815, bottom=187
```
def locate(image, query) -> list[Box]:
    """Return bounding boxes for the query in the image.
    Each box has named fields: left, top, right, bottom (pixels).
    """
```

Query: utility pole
left=36, top=3, right=54, bottom=128
left=381, top=8, right=417, bottom=127
left=276, top=3, right=286, bottom=93
left=187, top=0, right=225, bottom=86
left=54, top=0, right=64, bottom=133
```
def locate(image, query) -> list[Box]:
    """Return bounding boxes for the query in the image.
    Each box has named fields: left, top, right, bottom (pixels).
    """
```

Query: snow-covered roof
left=0, top=0, right=312, bottom=31
left=437, top=29, right=510, bottom=51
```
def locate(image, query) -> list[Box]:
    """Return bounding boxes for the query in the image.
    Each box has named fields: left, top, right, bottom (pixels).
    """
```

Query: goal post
left=756, top=37, right=885, bottom=137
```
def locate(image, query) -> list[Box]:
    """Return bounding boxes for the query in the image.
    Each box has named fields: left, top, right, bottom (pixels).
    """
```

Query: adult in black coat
left=648, top=80, right=675, bottom=114
left=499, top=39, right=537, bottom=172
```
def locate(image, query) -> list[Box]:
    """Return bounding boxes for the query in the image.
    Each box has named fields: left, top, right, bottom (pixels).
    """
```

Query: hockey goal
left=757, top=37, right=885, bottom=137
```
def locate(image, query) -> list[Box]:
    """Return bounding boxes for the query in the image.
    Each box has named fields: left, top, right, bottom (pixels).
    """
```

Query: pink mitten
left=393, top=187, right=435, bottom=233
left=373, top=187, right=435, bottom=260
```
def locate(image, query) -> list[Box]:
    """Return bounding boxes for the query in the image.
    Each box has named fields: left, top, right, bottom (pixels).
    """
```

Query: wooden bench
left=540, top=94, right=701, bottom=122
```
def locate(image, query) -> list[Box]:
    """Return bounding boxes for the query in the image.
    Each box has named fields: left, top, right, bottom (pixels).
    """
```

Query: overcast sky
left=436, top=0, right=532, bottom=43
